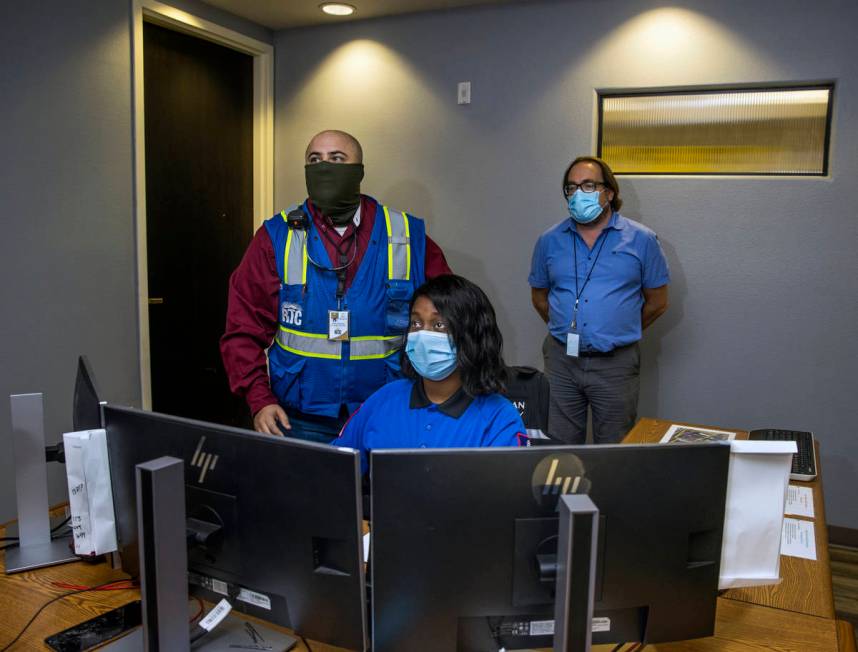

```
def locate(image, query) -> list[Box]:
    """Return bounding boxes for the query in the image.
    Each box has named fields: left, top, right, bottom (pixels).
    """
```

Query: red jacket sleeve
left=425, top=235, right=452, bottom=278
left=220, top=227, right=280, bottom=415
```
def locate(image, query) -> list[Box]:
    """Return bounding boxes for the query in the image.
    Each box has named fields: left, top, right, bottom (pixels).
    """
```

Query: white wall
left=274, top=0, right=858, bottom=528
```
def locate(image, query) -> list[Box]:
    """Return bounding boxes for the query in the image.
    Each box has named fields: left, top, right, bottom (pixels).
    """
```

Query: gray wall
left=0, top=1, right=270, bottom=522
left=274, top=0, right=858, bottom=528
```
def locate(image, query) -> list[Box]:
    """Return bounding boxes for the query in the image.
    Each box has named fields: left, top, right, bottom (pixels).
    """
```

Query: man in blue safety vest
left=221, top=130, right=451, bottom=442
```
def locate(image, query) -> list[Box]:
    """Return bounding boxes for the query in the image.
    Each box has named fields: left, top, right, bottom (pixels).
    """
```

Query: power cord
left=1, top=516, right=73, bottom=544
left=298, top=632, right=313, bottom=651
left=0, top=579, right=135, bottom=652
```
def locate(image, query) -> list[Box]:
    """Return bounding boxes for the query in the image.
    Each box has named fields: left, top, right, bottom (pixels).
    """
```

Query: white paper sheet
left=785, top=485, right=815, bottom=518
left=718, top=439, right=796, bottom=590
left=781, top=518, right=817, bottom=560
left=63, top=429, right=118, bottom=556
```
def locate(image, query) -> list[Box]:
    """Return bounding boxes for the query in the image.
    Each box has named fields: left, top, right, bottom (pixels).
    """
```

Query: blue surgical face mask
left=405, top=330, right=458, bottom=381
left=568, top=190, right=604, bottom=224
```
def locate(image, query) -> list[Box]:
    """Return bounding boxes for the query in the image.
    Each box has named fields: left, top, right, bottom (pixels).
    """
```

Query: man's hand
left=253, top=404, right=291, bottom=436
left=642, top=285, right=669, bottom=329
left=531, top=287, right=550, bottom=324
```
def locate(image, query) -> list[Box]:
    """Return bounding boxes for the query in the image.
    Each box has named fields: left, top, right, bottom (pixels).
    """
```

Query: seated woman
left=335, top=274, right=526, bottom=472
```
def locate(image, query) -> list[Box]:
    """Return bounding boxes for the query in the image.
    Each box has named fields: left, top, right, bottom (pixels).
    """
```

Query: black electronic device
left=44, top=601, right=142, bottom=651
left=748, top=429, right=817, bottom=481
left=104, top=406, right=367, bottom=651
left=73, top=355, right=103, bottom=432
left=370, top=444, right=730, bottom=651
left=286, top=208, right=309, bottom=230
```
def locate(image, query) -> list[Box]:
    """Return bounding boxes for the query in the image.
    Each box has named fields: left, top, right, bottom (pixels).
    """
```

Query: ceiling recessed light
left=320, top=3, right=356, bottom=16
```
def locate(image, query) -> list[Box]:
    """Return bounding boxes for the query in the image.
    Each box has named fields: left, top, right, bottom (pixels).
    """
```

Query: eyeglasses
left=564, top=181, right=605, bottom=196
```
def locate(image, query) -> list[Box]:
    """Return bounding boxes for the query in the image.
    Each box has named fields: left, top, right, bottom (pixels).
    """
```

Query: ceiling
left=200, top=0, right=527, bottom=30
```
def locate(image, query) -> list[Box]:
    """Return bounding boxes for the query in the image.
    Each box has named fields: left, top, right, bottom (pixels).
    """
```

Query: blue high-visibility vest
left=264, top=198, right=427, bottom=417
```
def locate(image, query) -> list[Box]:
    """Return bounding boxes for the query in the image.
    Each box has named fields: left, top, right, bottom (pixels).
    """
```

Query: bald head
left=305, top=130, right=363, bottom=164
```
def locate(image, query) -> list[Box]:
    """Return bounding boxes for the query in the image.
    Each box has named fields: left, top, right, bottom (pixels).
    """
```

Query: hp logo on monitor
left=190, top=436, right=219, bottom=483
left=532, top=455, right=591, bottom=510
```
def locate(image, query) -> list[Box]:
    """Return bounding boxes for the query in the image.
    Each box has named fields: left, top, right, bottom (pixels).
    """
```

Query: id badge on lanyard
left=566, top=226, right=609, bottom=358
left=328, top=310, right=350, bottom=341
left=566, top=298, right=580, bottom=357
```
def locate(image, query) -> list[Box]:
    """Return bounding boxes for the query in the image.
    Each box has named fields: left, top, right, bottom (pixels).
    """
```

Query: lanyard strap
left=317, top=222, right=359, bottom=299
left=572, top=228, right=610, bottom=323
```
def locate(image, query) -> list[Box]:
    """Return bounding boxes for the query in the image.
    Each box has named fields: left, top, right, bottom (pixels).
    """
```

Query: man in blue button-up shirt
left=529, top=156, right=670, bottom=444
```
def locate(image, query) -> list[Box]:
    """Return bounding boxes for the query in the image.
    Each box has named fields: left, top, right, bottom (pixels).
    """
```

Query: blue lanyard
left=571, top=227, right=610, bottom=330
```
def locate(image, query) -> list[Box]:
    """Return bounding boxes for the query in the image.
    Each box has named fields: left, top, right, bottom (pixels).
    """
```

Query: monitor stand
left=5, top=393, right=77, bottom=574
left=108, top=456, right=295, bottom=652
left=553, top=494, right=600, bottom=652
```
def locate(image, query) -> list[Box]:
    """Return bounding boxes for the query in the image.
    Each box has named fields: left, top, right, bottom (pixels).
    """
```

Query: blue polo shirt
left=334, top=379, right=526, bottom=473
left=529, top=212, right=670, bottom=352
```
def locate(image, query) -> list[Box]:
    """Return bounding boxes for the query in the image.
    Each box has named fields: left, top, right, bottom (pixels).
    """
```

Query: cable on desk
left=50, top=580, right=135, bottom=592
left=484, top=616, right=504, bottom=650
left=0, top=516, right=72, bottom=542
left=0, top=522, right=76, bottom=552
left=189, top=596, right=205, bottom=624
left=0, top=579, right=136, bottom=652
left=298, top=632, right=313, bottom=651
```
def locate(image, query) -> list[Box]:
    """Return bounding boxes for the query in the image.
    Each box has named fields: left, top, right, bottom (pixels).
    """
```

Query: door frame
left=132, top=0, right=274, bottom=409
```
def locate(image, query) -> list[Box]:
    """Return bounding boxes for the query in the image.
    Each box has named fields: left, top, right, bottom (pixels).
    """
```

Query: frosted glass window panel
left=599, top=87, right=832, bottom=175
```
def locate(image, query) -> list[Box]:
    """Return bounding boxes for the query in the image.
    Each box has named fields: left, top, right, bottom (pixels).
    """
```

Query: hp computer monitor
left=370, top=444, right=729, bottom=651
left=104, top=405, right=367, bottom=651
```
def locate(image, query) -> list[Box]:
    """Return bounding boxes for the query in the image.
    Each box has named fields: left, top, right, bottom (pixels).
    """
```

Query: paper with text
left=785, top=485, right=815, bottom=518
left=781, top=518, right=817, bottom=560
left=63, top=429, right=118, bottom=556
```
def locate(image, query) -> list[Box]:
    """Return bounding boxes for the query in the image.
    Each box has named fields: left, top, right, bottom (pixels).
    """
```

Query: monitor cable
left=0, top=515, right=72, bottom=543
left=0, top=517, right=74, bottom=552
left=0, top=579, right=135, bottom=652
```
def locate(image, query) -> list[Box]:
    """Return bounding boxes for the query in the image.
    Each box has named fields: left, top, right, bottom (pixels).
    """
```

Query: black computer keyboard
left=748, top=429, right=817, bottom=481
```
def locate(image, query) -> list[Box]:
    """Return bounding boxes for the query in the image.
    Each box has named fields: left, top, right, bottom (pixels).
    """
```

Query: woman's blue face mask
left=405, top=330, right=458, bottom=381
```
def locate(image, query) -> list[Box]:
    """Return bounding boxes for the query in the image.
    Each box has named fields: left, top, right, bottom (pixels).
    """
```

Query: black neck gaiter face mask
left=305, top=161, right=365, bottom=226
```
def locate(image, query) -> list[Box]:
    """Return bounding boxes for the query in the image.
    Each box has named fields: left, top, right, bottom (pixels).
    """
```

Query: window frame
left=596, top=83, right=835, bottom=177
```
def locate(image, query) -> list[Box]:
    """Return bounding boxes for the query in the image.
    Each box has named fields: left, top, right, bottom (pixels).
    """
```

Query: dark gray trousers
left=543, top=334, right=640, bottom=444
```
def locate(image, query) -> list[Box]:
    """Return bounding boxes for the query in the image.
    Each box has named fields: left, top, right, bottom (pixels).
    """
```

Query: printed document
left=785, top=485, right=815, bottom=518
left=781, top=518, right=817, bottom=560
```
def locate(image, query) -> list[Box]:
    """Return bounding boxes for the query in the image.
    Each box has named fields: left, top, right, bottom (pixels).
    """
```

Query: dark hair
left=401, top=274, right=508, bottom=396
left=562, top=155, right=623, bottom=212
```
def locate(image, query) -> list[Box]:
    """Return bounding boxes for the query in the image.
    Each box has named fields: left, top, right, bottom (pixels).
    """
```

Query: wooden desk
left=0, top=531, right=342, bottom=651
left=623, top=417, right=852, bottom=651
left=2, top=425, right=855, bottom=651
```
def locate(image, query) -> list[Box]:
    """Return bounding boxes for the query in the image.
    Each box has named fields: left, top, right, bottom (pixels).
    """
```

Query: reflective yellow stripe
left=350, top=335, right=401, bottom=341
left=383, top=205, right=394, bottom=280
left=275, top=340, right=341, bottom=360
left=276, top=326, right=400, bottom=360
left=350, top=335, right=403, bottom=360
left=279, top=326, right=328, bottom=339
left=284, top=227, right=294, bottom=283
left=403, top=212, right=411, bottom=281
left=281, top=209, right=307, bottom=286
left=276, top=326, right=342, bottom=359
left=301, top=239, right=308, bottom=285
left=350, top=349, right=400, bottom=361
